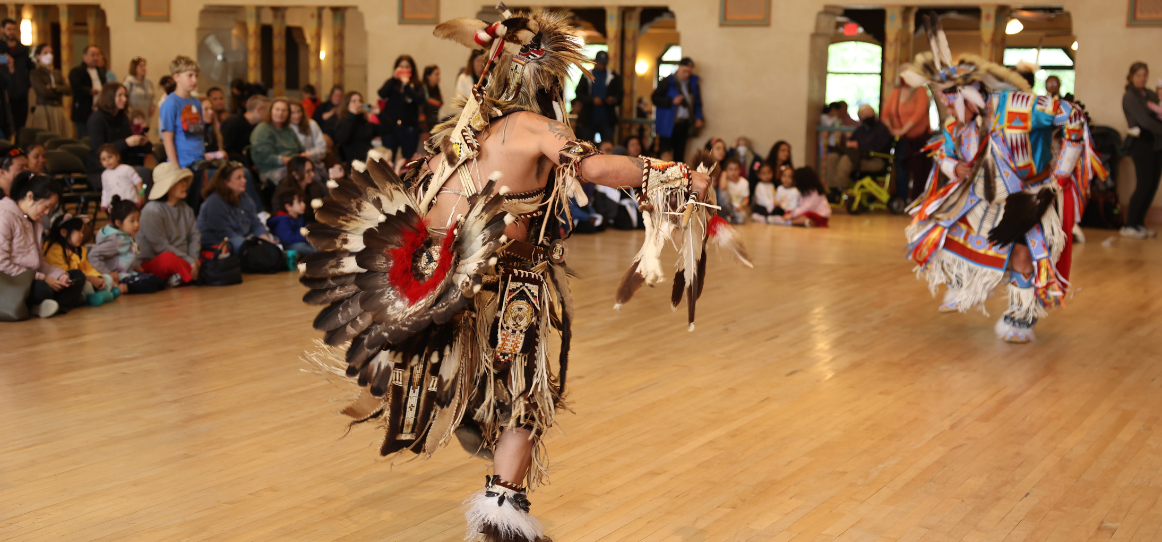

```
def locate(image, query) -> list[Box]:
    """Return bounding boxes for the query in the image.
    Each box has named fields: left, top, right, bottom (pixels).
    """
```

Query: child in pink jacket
left=771, top=166, right=832, bottom=228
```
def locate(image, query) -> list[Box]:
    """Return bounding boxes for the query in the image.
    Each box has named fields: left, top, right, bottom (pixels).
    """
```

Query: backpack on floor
left=199, top=239, right=243, bottom=286
left=1080, top=191, right=1124, bottom=230
left=239, top=237, right=286, bottom=274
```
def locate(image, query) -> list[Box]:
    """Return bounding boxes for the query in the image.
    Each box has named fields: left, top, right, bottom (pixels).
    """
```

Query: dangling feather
left=707, top=215, right=753, bottom=268
left=988, top=189, right=1056, bottom=247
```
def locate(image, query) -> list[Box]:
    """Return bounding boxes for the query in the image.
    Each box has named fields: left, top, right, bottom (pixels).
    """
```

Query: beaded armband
left=637, top=157, right=691, bottom=205
left=557, top=139, right=602, bottom=183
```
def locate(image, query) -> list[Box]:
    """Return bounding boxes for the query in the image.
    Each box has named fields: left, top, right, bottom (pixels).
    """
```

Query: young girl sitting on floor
left=43, top=215, right=120, bottom=306
left=99, top=143, right=145, bottom=212
left=89, top=196, right=168, bottom=294
left=751, top=163, right=797, bottom=223
left=771, top=166, right=832, bottom=228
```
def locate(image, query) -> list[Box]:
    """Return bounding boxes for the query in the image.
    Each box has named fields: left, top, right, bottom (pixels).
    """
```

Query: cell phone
left=0, top=55, right=8, bottom=64
left=142, top=127, right=150, bottom=135
left=362, top=104, right=371, bottom=112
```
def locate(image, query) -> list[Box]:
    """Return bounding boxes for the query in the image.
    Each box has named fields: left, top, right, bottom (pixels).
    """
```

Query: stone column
left=307, top=7, right=323, bottom=90
left=86, top=6, right=100, bottom=53
left=619, top=7, right=641, bottom=125
left=271, top=7, right=286, bottom=95
left=331, top=7, right=345, bottom=90
left=246, top=6, right=261, bottom=84
left=980, top=5, right=997, bottom=62
left=899, top=7, right=915, bottom=67
left=8, top=5, right=17, bottom=21
left=883, top=6, right=903, bottom=104
left=33, top=5, right=49, bottom=49
left=807, top=8, right=842, bottom=169
left=604, top=6, right=621, bottom=75
left=991, top=6, right=1008, bottom=64
left=58, top=5, right=71, bottom=70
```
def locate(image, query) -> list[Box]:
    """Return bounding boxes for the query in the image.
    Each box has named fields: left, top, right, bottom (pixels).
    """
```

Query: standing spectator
left=159, top=56, right=204, bottom=169
left=333, top=91, right=377, bottom=164
left=289, top=101, right=327, bottom=172
left=220, top=94, right=268, bottom=164
left=1045, top=75, right=1062, bottom=100
left=122, top=56, right=156, bottom=121
left=301, top=84, right=320, bottom=120
left=883, top=79, right=932, bottom=201
left=86, top=83, right=151, bottom=177
left=28, top=44, right=71, bottom=136
left=250, top=97, right=305, bottom=186
left=1122, top=62, right=1162, bottom=239
left=651, top=57, right=703, bottom=162
left=0, top=148, right=29, bottom=197
left=69, top=45, right=107, bottom=139
left=197, top=162, right=273, bottom=251
left=0, top=173, right=82, bottom=317
left=156, top=75, right=175, bottom=110
left=377, top=55, right=424, bottom=163
left=575, top=50, right=623, bottom=144
left=1, top=19, right=34, bottom=133
left=21, top=144, right=45, bottom=176
left=206, top=86, right=227, bottom=118
left=137, top=163, right=200, bottom=284
left=421, top=65, right=443, bottom=131
left=99, top=51, right=116, bottom=83
left=312, top=85, right=345, bottom=138
left=200, top=98, right=225, bottom=159
left=456, top=50, right=486, bottom=101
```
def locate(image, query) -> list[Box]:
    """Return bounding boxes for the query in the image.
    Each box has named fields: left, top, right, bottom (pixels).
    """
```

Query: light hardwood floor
left=3, top=215, right=1162, bottom=541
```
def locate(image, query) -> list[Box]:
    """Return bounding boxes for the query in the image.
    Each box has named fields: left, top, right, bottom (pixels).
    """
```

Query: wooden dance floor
left=5, top=215, right=1162, bottom=541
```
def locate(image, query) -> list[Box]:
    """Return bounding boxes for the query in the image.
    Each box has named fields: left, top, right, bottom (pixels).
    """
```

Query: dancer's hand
left=954, top=162, right=971, bottom=179
left=691, top=171, right=710, bottom=202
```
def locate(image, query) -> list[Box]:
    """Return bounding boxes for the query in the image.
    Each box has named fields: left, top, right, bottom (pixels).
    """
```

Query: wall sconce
left=319, top=50, right=326, bottom=60
left=19, top=19, right=31, bottom=46
left=1071, top=41, right=1078, bottom=51
left=635, top=59, right=648, bottom=75
left=1005, top=18, right=1023, bottom=35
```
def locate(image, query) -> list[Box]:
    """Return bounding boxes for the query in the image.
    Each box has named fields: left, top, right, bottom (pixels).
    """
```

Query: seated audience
left=0, top=173, right=84, bottom=317
left=751, top=163, right=793, bottom=223
left=289, top=101, right=327, bottom=173
left=22, top=144, right=46, bottom=176
left=221, top=94, right=269, bottom=164
left=333, top=91, right=378, bottom=164
left=300, top=84, right=320, bottom=121
left=271, top=156, right=329, bottom=224
left=87, top=83, right=151, bottom=176
left=44, top=214, right=117, bottom=306
left=624, top=135, right=644, bottom=158
left=0, top=149, right=30, bottom=197
left=89, top=196, right=167, bottom=293
left=98, top=143, right=145, bottom=212
left=313, top=85, right=345, bottom=138
left=267, top=190, right=316, bottom=257
left=772, top=167, right=831, bottom=228
left=201, top=98, right=225, bottom=160
left=197, top=161, right=273, bottom=251
left=250, top=97, right=305, bottom=186
left=717, top=158, right=749, bottom=224
left=828, top=104, right=892, bottom=187
left=137, top=163, right=201, bottom=285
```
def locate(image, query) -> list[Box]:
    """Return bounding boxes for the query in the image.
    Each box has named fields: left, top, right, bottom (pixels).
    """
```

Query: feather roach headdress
left=426, top=5, right=589, bottom=157
left=901, top=14, right=1030, bottom=122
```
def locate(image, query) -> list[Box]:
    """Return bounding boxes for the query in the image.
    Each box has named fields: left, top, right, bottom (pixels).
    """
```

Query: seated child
left=128, top=108, right=148, bottom=136
left=771, top=166, right=832, bottom=228
left=751, top=163, right=795, bottom=223
left=775, top=165, right=802, bottom=216
left=89, top=196, right=168, bottom=294
left=266, top=189, right=317, bottom=257
left=43, top=215, right=119, bottom=306
left=99, top=144, right=145, bottom=212
left=721, top=158, right=750, bottom=224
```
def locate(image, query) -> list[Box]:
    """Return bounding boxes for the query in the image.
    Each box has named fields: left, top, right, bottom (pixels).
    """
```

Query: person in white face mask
left=28, top=44, right=72, bottom=136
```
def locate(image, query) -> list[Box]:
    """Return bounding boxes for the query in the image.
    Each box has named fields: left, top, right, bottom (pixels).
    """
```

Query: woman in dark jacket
left=376, top=55, right=424, bottom=162
left=1122, top=62, right=1162, bottom=239
left=86, top=83, right=150, bottom=175
left=333, top=91, right=376, bottom=165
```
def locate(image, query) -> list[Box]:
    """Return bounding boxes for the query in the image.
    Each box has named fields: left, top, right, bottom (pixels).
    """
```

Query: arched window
left=825, top=42, right=882, bottom=113
left=657, top=45, right=682, bottom=81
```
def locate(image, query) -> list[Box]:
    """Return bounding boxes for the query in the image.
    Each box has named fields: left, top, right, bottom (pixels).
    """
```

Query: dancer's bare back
left=426, top=111, right=709, bottom=242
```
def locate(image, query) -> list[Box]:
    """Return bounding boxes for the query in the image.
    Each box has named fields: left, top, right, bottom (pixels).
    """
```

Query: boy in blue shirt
left=267, top=189, right=315, bottom=257
left=159, top=56, right=205, bottom=169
